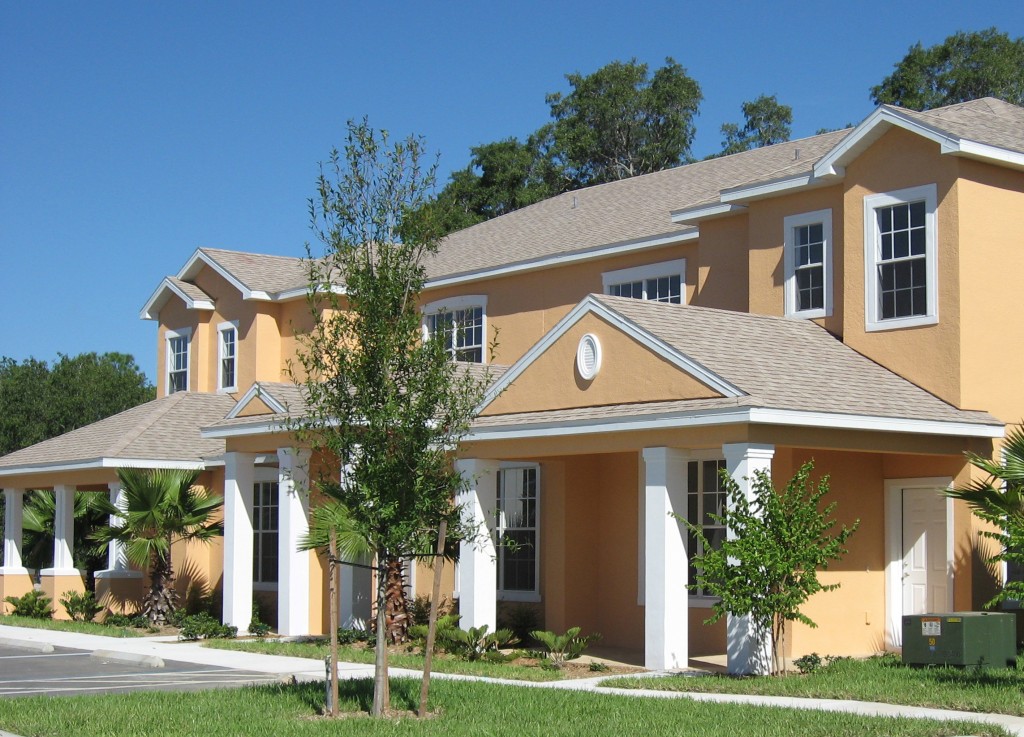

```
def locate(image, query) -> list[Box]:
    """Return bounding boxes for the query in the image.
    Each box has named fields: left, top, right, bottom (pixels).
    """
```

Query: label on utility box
left=921, top=617, right=942, bottom=637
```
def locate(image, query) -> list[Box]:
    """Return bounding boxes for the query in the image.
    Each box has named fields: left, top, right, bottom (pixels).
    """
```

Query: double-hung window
left=864, top=184, right=938, bottom=331
left=496, top=465, right=540, bottom=601
left=423, top=296, right=487, bottom=363
left=784, top=209, right=832, bottom=318
left=602, top=259, right=686, bottom=304
left=686, top=458, right=726, bottom=600
left=253, top=480, right=279, bottom=587
left=166, top=328, right=191, bottom=394
left=218, top=322, right=238, bottom=392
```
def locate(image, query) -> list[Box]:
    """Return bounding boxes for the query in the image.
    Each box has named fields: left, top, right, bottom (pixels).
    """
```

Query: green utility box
left=902, top=612, right=1017, bottom=668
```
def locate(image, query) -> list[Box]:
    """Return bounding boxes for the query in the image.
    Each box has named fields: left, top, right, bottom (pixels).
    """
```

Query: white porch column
left=723, top=442, right=775, bottom=675
left=95, top=481, right=142, bottom=581
left=277, top=447, right=311, bottom=636
left=224, top=452, right=257, bottom=632
left=49, top=485, right=76, bottom=573
left=642, top=447, right=690, bottom=670
left=456, top=458, right=499, bottom=631
left=2, top=489, right=27, bottom=572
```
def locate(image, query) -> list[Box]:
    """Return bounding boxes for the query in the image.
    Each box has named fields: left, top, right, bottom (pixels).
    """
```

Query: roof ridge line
left=106, top=393, right=185, bottom=457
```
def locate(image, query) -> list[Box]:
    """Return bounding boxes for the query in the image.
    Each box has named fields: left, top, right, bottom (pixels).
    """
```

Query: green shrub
left=59, top=591, right=103, bottom=622
left=177, top=612, right=237, bottom=641
left=794, top=652, right=848, bottom=674
left=530, top=627, right=600, bottom=667
left=408, top=613, right=460, bottom=650
left=248, top=621, right=271, bottom=638
left=409, top=595, right=452, bottom=626
left=440, top=624, right=519, bottom=661
left=105, top=612, right=149, bottom=628
left=589, top=661, right=610, bottom=672
left=4, top=591, right=52, bottom=619
left=336, top=627, right=374, bottom=646
left=498, top=603, right=541, bottom=644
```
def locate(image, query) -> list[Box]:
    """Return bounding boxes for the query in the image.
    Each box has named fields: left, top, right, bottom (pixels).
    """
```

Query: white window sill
left=866, top=314, right=938, bottom=332
left=498, top=591, right=541, bottom=603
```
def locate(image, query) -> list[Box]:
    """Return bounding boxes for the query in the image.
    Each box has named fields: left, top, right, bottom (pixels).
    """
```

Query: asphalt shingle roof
left=0, top=393, right=236, bottom=472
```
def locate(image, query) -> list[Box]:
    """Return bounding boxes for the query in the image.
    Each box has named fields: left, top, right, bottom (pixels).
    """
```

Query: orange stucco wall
left=482, top=313, right=720, bottom=416
left=839, top=128, right=963, bottom=407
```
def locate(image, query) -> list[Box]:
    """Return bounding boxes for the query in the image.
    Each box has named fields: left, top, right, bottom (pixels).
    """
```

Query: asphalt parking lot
left=0, top=644, right=287, bottom=698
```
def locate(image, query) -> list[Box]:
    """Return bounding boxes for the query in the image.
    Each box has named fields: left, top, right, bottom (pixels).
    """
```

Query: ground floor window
left=253, top=481, right=279, bottom=585
left=687, top=459, right=725, bottom=598
left=497, top=465, right=539, bottom=600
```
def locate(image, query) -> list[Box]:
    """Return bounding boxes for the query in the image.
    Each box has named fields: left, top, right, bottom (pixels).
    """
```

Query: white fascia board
left=275, top=284, right=346, bottom=302
left=425, top=231, right=698, bottom=290
left=201, top=419, right=290, bottom=439
left=226, top=383, right=288, bottom=419
left=951, top=139, right=1024, bottom=172
left=0, top=457, right=207, bottom=477
left=467, top=407, right=1004, bottom=443
left=719, top=174, right=816, bottom=204
left=670, top=203, right=746, bottom=224
left=477, top=295, right=743, bottom=411
left=809, top=107, right=1024, bottom=179
left=139, top=278, right=215, bottom=320
left=179, top=249, right=270, bottom=302
left=745, top=408, right=1004, bottom=438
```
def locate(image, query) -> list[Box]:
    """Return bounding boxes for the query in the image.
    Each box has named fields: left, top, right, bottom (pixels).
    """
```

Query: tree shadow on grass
left=286, top=677, right=422, bottom=715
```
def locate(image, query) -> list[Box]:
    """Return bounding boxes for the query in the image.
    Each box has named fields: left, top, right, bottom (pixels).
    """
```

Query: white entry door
left=901, top=488, right=949, bottom=617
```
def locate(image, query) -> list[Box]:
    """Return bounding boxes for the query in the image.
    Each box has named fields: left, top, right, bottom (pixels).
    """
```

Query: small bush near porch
left=604, top=652, right=1024, bottom=716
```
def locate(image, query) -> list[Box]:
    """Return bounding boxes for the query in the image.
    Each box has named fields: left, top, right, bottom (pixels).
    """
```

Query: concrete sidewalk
left=1, top=623, right=1022, bottom=736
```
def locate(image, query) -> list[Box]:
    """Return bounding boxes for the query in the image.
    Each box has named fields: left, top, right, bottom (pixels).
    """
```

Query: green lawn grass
left=604, top=653, right=1024, bottom=716
left=0, top=678, right=1009, bottom=737
left=0, top=614, right=144, bottom=638
left=205, top=638, right=563, bottom=681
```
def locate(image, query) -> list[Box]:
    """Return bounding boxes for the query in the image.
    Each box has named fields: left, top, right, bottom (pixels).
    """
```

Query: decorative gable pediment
left=478, top=295, right=740, bottom=417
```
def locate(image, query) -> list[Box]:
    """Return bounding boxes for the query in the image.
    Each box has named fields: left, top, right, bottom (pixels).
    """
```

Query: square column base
left=0, top=567, right=35, bottom=615
left=39, top=569, right=86, bottom=620
left=95, top=570, right=145, bottom=616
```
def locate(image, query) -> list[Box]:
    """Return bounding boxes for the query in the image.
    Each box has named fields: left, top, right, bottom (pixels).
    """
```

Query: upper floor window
left=497, top=464, right=540, bottom=601
left=686, top=458, right=726, bottom=599
left=602, top=259, right=686, bottom=304
left=784, top=209, right=832, bottom=319
left=218, top=322, right=238, bottom=392
left=423, top=296, right=487, bottom=363
left=864, top=184, right=938, bottom=331
left=166, top=328, right=190, bottom=394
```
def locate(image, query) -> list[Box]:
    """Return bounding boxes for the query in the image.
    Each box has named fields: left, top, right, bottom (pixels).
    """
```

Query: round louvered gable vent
left=576, top=333, right=602, bottom=380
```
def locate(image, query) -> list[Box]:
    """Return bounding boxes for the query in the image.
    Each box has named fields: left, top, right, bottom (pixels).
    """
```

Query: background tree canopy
left=872, top=28, right=1024, bottom=110
left=718, top=94, right=793, bottom=157
left=0, top=352, right=155, bottom=457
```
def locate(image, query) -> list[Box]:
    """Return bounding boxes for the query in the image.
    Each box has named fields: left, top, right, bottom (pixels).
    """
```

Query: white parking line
left=0, top=676, right=279, bottom=697
left=0, top=653, right=89, bottom=660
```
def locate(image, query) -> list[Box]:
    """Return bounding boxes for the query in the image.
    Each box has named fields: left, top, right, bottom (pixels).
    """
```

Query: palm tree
left=93, top=468, right=223, bottom=624
left=947, top=425, right=1024, bottom=606
left=21, top=490, right=107, bottom=584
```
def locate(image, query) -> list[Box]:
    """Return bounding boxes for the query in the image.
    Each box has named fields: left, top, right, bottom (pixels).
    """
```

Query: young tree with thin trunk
left=686, top=462, right=858, bottom=675
left=291, top=120, right=490, bottom=718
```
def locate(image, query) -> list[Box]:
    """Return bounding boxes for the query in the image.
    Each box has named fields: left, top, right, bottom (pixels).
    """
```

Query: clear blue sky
left=2, top=1, right=1022, bottom=383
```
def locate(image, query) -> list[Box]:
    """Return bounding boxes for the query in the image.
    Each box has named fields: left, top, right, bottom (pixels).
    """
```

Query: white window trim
left=253, top=465, right=280, bottom=592
left=602, top=259, right=687, bottom=302
left=863, top=184, right=938, bottom=332
left=685, top=451, right=727, bottom=608
left=165, top=327, right=191, bottom=394
left=217, top=321, right=239, bottom=393
left=496, top=461, right=541, bottom=603
left=422, top=295, right=488, bottom=364
left=784, top=209, right=833, bottom=319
